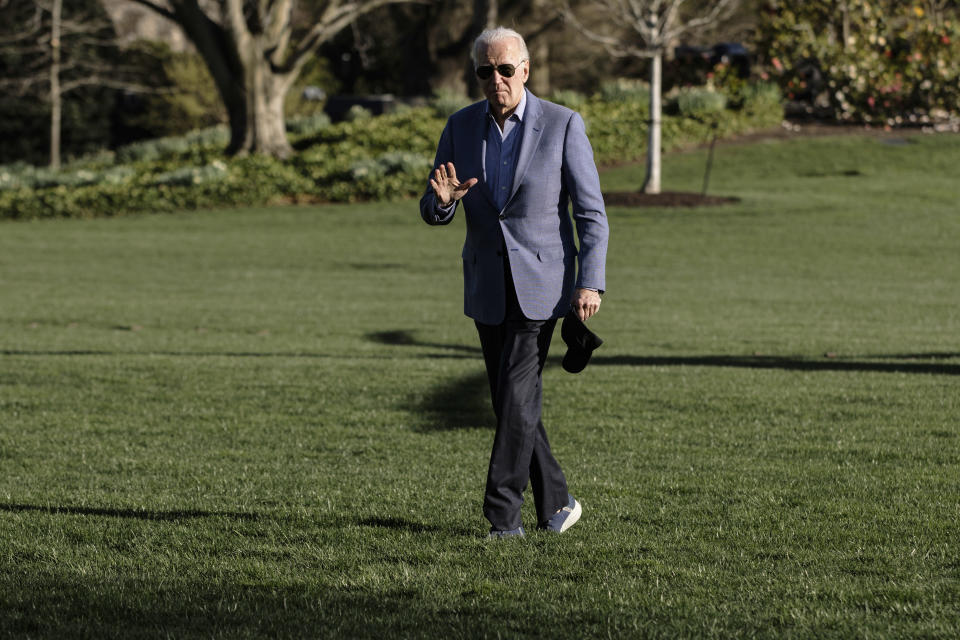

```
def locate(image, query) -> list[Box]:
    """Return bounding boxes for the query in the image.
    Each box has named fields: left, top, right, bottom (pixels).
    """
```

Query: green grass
left=2, top=133, right=959, bottom=639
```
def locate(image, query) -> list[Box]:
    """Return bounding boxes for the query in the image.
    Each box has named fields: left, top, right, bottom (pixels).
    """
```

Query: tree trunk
left=164, top=0, right=294, bottom=158
left=426, top=0, right=500, bottom=97
left=136, top=0, right=423, bottom=159
left=527, top=0, right=551, bottom=95
left=642, top=50, right=662, bottom=194
left=49, top=0, right=62, bottom=169
left=431, top=55, right=470, bottom=95
left=475, top=0, right=497, bottom=31
left=234, top=39, right=293, bottom=158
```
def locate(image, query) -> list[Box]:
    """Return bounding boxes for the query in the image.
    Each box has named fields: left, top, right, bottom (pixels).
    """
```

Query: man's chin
left=487, top=95, right=515, bottom=110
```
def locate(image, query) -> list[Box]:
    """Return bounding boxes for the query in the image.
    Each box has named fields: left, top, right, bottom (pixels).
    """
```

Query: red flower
left=942, top=36, right=951, bottom=45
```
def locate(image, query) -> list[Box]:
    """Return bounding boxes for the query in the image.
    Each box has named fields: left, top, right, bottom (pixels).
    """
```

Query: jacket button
left=498, top=214, right=506, bottom=220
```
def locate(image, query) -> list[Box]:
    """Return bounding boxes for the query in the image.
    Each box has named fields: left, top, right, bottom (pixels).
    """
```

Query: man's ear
left=522, top=62, right=530, bottom=83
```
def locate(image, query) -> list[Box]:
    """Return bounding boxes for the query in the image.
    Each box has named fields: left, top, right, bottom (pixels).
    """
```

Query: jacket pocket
left=537, top=246, right=565, bottom=262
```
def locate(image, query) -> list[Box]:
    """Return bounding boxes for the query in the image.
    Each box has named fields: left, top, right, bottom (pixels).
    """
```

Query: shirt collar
left=485, top=88, right=527, bottom=123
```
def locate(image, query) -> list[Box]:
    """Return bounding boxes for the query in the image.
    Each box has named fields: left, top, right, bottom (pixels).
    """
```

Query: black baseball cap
left=561, top=311, right=603, bottom=373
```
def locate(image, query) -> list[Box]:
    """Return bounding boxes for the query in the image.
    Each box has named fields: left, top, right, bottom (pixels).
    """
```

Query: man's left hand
left=571, top=288, right=601, bottom=322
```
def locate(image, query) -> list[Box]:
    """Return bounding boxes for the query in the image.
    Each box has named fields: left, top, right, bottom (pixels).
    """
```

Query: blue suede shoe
left=488, top=526, right=525, bottom=539
left=539, top=495, right=582, bottom=533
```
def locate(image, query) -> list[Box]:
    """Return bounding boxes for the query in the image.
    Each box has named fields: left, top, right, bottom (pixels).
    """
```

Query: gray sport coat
left=420, top=89, right=609, bottom=324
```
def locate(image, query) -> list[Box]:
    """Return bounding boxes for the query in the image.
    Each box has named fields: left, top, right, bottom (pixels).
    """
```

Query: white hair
left=472, top=27, right=530, bottom=66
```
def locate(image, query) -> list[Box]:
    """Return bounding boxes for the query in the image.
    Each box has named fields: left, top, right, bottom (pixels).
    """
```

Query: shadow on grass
left=410, top=369, right=493, bottom=432
left=0, top=576, right=549, bottom=640
left=1, top=504, right=475, bottom=537
left=362, top=330, right=960, bottom=432
left=363, top=330, right=960, bottom=376
left=365, top=330, right=479, bottom=357
left=1, top=349, right=346, bottom=359
left=860, top=352, right=960, bottom=360
left=0, top=503, right=259, bottom=522
left=9, top=342, right=957, bottom=376
left=366, top=330, right=493, bottom=431
left=588, top=354, right=960, bottom=375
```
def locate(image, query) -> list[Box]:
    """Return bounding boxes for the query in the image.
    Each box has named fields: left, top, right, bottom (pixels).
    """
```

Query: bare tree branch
left=60, top=76, right=172, bottom=94
left=127, top=0, right=177, bottom=22
left=0, top=2, right=43, bottom=42
left=559, top=1, right=654, bottom=58
left=222, top=0, right=251, bottom=48
left=559, top=0, right=748, bottom=194
left=287, top=0, right=427, bottom=74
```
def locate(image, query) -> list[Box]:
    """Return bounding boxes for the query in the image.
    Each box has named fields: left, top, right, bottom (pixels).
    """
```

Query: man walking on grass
left=419, top=27, right=609, bottom=538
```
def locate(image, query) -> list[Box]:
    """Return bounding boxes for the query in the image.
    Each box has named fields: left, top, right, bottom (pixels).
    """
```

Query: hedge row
left=0, top=82, right=783, bottom=220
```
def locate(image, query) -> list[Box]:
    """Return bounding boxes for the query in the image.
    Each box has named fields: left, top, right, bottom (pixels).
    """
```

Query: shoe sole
left=558, top=500, right=582, bottom=533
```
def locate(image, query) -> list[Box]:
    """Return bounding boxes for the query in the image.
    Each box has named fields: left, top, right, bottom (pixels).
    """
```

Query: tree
left=0, top=0, right=150, bottom=167
left=125, top=0, right=423, bottom=159
left=560, top=0, right=745, bottom=194
left=332, top=0, right=556, bottom=98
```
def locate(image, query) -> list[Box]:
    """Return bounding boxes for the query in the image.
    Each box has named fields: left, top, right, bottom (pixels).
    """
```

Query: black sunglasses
left=475, top=62, right=524, bottom=79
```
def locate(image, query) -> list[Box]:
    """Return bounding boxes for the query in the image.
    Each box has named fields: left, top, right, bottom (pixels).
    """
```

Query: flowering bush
left=758, top=0, right=960, bottom=124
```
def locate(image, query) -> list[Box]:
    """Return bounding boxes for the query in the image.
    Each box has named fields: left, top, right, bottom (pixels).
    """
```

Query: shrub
left=429, top=89, right=472, bottom=119
left=350, top=151, right=431, bottom=181
left=740, top=82, right=784, bottom=122
left=673, top=87, right=728, bottom=120
left=286, top=113, right=332, bottom=137
left=599, top=78, right=651, bottom=103
left=344, top=105, right=373, bottom=122
left=579, top=97, right=651, bottom=164
left=1, top=84, right=784, bottom=220
left=758, top=0, right=960, bottom=124
left=151, top=161, right=228, bottom=187
left=116, top=126, right=228, bottom=164
left=0, top=163, right=135, bottom=191
left=548, top=90, right=588, bottom=111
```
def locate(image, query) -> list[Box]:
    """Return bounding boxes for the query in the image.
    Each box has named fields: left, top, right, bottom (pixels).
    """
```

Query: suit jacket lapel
left=509, top=90, right=543, bottom=205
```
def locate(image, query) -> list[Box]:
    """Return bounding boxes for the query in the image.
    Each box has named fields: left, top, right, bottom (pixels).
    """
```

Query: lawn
left=1, top=132, right=958, bottom=639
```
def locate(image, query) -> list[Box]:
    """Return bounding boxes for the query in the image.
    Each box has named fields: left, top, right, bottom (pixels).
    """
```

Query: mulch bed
left=603, top=190, right=740, bottom=208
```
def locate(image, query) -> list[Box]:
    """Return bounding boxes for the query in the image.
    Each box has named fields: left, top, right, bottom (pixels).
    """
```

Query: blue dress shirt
left=484, top=90, right=526, bottom=211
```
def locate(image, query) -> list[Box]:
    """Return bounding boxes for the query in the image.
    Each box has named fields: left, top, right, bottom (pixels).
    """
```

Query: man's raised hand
left=431, top=162, right=478, bottom=206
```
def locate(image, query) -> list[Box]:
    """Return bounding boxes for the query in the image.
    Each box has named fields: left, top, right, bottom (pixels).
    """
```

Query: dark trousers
left=475, top=259, right=568, bottom=530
